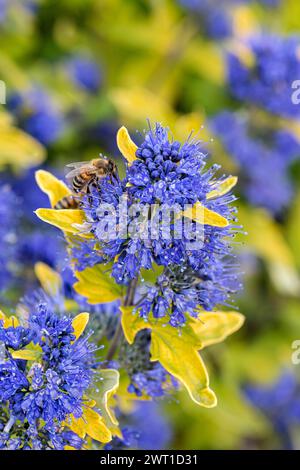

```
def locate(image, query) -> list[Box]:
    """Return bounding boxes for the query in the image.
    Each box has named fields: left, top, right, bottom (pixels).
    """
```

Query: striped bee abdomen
left=54, top=195, right=78, bottom=210
left=73, top=173, right=90, bottom=193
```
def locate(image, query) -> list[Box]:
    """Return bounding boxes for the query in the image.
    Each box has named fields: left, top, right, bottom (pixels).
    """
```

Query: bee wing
left=65, top=164, right=95, bottom=180
left=65, top=161, right=89, bottom=169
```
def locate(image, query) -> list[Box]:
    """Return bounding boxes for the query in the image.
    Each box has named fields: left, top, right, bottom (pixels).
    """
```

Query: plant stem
left=105, top=276, right=138, bottom=362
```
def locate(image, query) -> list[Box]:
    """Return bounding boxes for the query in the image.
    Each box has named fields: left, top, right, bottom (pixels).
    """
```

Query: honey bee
left=54, top=157, right=118, bottom=210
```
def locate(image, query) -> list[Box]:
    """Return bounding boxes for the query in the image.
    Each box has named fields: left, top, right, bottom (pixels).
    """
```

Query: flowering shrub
left=34, top=122, right=244, bottom=418
left=1, top=0, right=299, bottom=452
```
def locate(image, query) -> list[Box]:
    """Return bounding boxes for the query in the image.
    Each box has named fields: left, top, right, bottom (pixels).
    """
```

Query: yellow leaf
left=0, top=311, right=19, bottom=328
left=73, top=264, right=122, bottom=304
left=237, top=206, right=294, bottom=266
left=90, top=369, right=120, bottom=434
left=111, top=88, right=175, bottom=128
left=72, top=312, right=89, bottom=341
left=150, top=325, right=217, bottom=407
left=0, top=111, right=13, bottom=129
left=182, top=202, right=229, bottom=227
left=11, top=342, right=42, bottom=361
left=67, top=415, right=86, bottom=439
left=121, top=308, right=244, bottom=408
left=83, top=407, right=112, bottom=443
left=34, top=262, right=62, bottom=297
left=121, top=306, right=150, bottom=344
left=207, top=176, right=238, bottom=200
left=0, top=127, right=45, bottom=170
left=191, top=312, right=245, bottom=349
left=35, top=208, right=87, bottom=235
left=116, top=126, right=138, bottom=164
left=35, top=170, right=71, bottom=208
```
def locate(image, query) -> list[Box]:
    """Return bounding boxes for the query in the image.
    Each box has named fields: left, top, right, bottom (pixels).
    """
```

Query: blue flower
left=67, top=56, right=102, bottom=93
left=75, top=122, right=240, bottom=325
left=131, top=402, right=172, bottom=450
left=244, top=372, right=300, bottom=449
left=227, top=34, right=300, bottom=118
left=0, top=299, right=97, bottom=449
left=211, top=111, right=299, bottom=214
left=17, top=231, right=64, bottom=269
left=105, top=402, right=172, bottom=450
left=8, top=88, right=64, bottom=145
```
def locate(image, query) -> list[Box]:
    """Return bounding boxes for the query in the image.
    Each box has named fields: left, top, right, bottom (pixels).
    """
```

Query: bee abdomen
left=54, top=196, right=78, bottom=210
left=73, top=174, right=87, bottom=193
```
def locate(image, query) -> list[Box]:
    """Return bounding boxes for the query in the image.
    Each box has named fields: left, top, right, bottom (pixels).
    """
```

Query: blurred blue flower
left=0, top=0, right=8, bottom=23
left=131, top=402, right=172, bottom=450
left=8, top=88, right=64, bottom=145
left=0, top=186, right=19, bottom=292
left=179, top=0, right=232, bottom=39
left=67, top=56, right=102, bottom=93
left=211, top=111, right=300, bottom=214
left=105, top=402, right=171, bottom=450
left=17, top=231, right=65, bottom=269
left=227, top=34, right=300, bottom=118
left=244, top=372, right=300, bottom=449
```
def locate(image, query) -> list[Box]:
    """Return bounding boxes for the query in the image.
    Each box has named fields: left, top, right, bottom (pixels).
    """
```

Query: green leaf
left=90, top=369, right=120, bottom=435
left=35, top=170, right=71, bottom=208
left=11, top=342, right=43, bottom=361
left=116, top=126, right=138, bottom=163
left=73, top=264, right=122, bottom=304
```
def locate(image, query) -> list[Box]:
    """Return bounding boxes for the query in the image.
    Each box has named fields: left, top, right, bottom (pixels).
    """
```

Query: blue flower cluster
left=244, top=372, right=300, bottom=449
left=8, top=88, right=64, bottom=146
left=211, top=111, right=300, bottom=215
left=227, top=34, right=300, bottom=118
left=0, top=301, right=96, bottom=450
left=76, top=123, right=240, bottom=326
